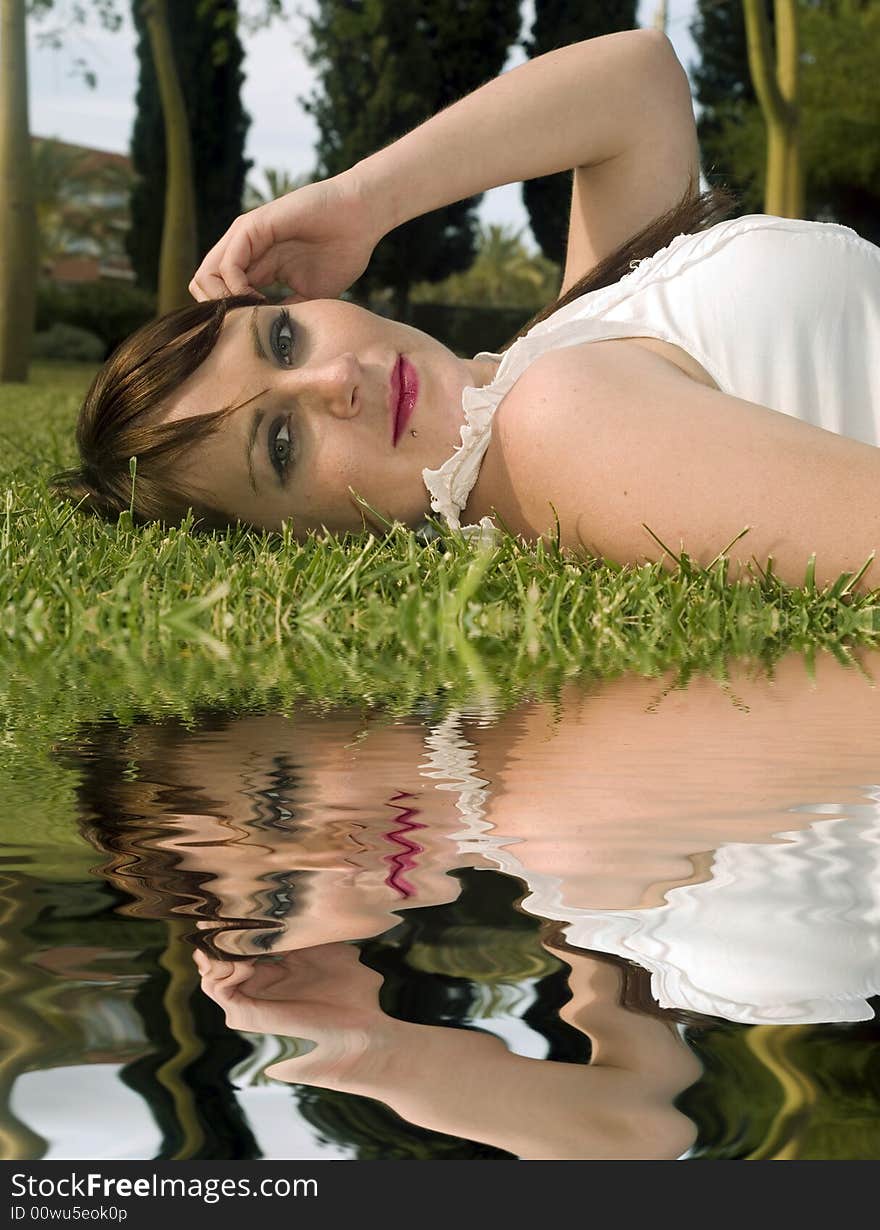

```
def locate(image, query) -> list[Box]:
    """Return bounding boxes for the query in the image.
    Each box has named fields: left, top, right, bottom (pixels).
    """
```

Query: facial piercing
left=410, top=429, right=418, bottom=437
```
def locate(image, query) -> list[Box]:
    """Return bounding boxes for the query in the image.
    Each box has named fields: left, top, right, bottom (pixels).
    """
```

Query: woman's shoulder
left=466, top=338, right=694, bottom=535
left=494, top=335, right=694, bottom=423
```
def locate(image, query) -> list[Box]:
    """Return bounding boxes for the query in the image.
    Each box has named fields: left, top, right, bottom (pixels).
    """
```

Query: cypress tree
left=302, top=0, right=521, bottom=320
left=128, top=0, right=252, bottom=292
left=521, top=0, right=637, bottom=267
left=689, top=0, right=769, bottom=213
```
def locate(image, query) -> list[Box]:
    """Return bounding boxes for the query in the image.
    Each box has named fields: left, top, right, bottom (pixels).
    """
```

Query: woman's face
left=162, top=300, right=498, bottom=534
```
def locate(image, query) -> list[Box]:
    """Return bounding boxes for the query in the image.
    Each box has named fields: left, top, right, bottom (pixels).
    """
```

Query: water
left=2, top=651, right=879, bottom=1160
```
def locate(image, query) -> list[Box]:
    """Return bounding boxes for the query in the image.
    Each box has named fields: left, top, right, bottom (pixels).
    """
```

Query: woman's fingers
left=189, top=214, right=266, bottom=301
left=187, top=173, right=375, bottom=304
left=188, top=271, right=236, bottom=302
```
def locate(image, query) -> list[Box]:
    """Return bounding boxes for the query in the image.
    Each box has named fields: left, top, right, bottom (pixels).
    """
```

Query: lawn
left=2, top=359, right=879, bottom=865
left=0, top=360, right=878, bottom=736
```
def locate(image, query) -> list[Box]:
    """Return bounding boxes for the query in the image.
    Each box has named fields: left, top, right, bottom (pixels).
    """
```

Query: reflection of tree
left=680, top=1015, right=880, bottom=1159
left=0, top=873, right=52, bottom=1159
left=744, top=1024, right=816, bottom=1159
left=119, top=922, right=260, bottom=1161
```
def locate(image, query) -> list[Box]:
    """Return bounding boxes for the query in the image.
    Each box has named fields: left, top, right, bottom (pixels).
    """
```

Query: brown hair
left=49, top=292, right=266, bottom=533
left=50, top=182, right=737, bottom=533
left=56, top=711, right=313, bottom=958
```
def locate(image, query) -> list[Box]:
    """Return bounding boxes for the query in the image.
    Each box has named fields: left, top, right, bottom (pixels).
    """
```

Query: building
left=32, top=136, right=135, bottom=284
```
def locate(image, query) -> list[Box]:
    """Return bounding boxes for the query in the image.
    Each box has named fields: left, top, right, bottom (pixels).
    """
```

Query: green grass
left=2, top=360, right=880, bottom=747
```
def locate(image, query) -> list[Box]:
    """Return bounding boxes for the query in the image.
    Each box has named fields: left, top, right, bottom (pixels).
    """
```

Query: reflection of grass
left=3, top=361, right=880, bottom=795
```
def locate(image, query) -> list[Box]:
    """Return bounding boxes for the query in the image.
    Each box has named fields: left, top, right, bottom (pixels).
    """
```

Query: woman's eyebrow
left=249, top=306, right=268, bottom=361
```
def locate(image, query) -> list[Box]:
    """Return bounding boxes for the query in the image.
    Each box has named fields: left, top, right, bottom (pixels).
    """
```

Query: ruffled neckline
left=421, top=351, right=505, bottom=541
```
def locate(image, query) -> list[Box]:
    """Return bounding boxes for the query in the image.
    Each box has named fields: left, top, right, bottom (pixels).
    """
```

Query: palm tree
left=244, top=166, right=311, bottom=210
left=412, top=222, right=560, bottom=308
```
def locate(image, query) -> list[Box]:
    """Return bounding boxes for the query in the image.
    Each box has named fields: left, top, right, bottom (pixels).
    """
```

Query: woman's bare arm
left=192, top=31, right=696, bottom=300
left=355, top=29, right=698, bottom=271
left=471, top=339, right=880, bottom=590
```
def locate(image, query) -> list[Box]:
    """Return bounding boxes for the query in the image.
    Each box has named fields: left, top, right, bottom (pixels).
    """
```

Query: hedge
left=36, top=280, right=157, bottom=359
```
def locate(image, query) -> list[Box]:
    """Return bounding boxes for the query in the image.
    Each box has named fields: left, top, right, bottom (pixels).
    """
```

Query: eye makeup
left=269, top=415, right=293, bottom=479
left=271, top=308, right=295, bottom=366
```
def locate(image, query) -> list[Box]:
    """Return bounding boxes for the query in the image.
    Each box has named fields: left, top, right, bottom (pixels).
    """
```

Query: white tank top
left=422, top=214, right=880, bottom=535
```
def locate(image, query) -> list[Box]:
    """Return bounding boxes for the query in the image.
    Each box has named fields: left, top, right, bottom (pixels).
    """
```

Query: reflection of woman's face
left=142, top=712, right=478, bottom=955
left=162, top=302, right=497, bottom=534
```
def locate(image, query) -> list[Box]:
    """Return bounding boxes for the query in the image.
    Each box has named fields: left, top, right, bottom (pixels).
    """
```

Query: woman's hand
left=194, top=942, right=400, bottom=1092
left=188, top=172, right=384, bottom=304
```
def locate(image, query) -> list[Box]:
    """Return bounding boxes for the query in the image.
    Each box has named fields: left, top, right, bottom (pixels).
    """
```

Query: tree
left=0, top=0, right=38, bottom=381
left=796, top=0, right=880, bottom=240
left=743, top=0, right=803, bottom=217
left=690, top=0, right=764, bottom=207
left=301, top=0, right=521, bottom=320
left=2, top=0, right=287, bottom=380
left=691, top=0, right=880, bottom=239
left=134, top=0, right=198, bottom=313
left=411, top=222, right=560, bottom=309
left=128, top=0, right=253, bottom=297
left=2, top=0, right=128, bottom=382
left=521, top=0, right=638, bottom=267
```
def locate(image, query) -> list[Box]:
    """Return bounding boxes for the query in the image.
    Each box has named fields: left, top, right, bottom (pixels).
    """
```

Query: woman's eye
left=270, top=419, right=292, bottom=476
left=271, top=308, right=295, bottom=367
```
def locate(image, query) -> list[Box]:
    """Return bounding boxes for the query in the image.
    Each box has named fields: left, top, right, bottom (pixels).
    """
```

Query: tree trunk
left=0, top=0, right=38, bottom=383
left=743, top=0, right=804, bottom=219
left=775, top=0, right=803, bottom=219
left=141, top=0, right=198, bottom=314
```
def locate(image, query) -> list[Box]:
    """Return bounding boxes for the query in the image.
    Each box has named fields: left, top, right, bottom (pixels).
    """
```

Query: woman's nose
left=284, top=353, right=362, bottom=419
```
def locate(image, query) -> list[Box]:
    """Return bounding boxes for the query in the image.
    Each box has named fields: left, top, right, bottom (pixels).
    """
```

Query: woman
left=52, top=29, right=880, bottom=588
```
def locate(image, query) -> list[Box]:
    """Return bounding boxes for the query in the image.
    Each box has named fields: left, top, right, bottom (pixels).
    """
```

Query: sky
left=27, top=1, right=700, bottom=249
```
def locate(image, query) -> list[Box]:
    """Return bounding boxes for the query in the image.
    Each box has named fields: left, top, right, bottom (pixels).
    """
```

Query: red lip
left=391, top=355, right=418, bottom=446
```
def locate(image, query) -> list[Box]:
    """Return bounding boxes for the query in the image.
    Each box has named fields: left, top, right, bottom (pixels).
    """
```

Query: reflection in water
left=4, top=652, right=880, bottom=1158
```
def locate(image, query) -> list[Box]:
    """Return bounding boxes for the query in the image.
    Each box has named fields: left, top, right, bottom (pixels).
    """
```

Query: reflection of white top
left=475, top=803, right=880, bottom=1026
left=425, top=710, right=880, bottom=1024
left=422, top=215, right=880, bottom=534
